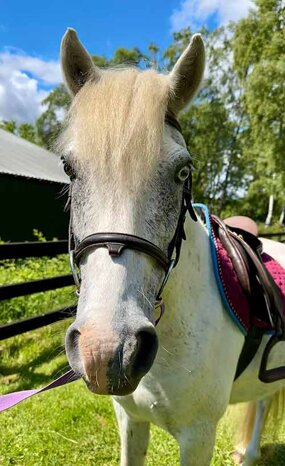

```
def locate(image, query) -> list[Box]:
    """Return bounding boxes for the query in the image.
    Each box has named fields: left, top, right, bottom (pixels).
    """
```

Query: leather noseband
left=74, top=233, right=169, bottom=270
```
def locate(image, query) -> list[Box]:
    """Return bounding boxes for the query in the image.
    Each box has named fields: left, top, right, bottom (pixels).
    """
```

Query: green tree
left=0, top=120, right=37, bottom=145
left=0, top=120, right=17, bottom=134
left=165, top=27, right=249, bottom=215
left=111, top=47, right=147, bottom=66
left=36, top=84, right=70, bottom=149
left=233, top=0, right=285, bottom=223
left=18, top=123, right=37, bottom=144
left=163, top=28, right=193, bottom=69
left=92, top=54, right=110, bottom=67
left=148, top=43, right=160, bottom=69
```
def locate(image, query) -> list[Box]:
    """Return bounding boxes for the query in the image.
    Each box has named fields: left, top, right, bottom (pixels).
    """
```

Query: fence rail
left=0, top=275, right=74, bottom=300
left=0, top=240, right=75, bottom=340
left=261, top=232, right=285, bottom=240
left=0, top=306, right=76, bottom=341
left=0, top=240, right=68, bottom=260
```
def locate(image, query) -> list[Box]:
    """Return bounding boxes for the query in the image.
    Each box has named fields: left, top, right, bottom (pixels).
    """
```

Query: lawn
left=0, top=321, right=285, bottom=466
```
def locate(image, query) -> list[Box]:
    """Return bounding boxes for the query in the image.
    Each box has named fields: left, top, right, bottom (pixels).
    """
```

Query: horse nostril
left=65, top=325, right=86, bottom=378
left=70, top=328, right=81, bottom=346
left=65, top=326, right=81, bottom=355
left=131, top=328, right=158, bottom=379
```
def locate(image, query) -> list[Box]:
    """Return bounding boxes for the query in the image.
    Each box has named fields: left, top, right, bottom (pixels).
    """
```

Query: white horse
left=58, top=29, right=285, bottom=466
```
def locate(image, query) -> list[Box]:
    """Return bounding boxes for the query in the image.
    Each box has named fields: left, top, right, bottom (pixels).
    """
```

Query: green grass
left=0, top=321, right=285, bottom=465
left=0, top=252, right=74, bottom=324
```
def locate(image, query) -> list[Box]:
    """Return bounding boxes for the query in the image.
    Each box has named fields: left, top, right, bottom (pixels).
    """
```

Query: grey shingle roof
left=0, top=128, right=69, bottom=184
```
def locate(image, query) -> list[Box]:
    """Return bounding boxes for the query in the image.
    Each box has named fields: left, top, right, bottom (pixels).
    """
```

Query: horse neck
left=157, top=214, right=244, bottom=400
left=162, top=214, right=222, bottom=331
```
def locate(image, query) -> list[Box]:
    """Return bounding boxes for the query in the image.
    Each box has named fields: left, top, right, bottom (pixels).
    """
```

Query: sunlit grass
left=0, top=254, right=75, bottom=324
left=0, top=321, right=285, bottom=465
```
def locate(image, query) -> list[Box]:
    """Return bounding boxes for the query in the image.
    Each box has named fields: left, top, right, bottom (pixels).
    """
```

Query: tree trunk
left=265, top=195, right=274, bottom=227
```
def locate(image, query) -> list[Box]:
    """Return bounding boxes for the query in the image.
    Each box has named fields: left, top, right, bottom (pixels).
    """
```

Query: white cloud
left=0, top=51, right=61, bottom=124
left=170, top=0, right=255, bottom=31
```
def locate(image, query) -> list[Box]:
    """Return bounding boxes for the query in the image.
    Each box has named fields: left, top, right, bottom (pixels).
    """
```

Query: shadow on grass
left=0, top=340, right=69, bottom=392
left=259, top=444, right=285, bottom=465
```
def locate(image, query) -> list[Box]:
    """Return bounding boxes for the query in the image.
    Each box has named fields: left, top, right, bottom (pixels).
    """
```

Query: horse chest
left=113, top=343, right=218, bottom=432
left=114, top=373, right=193, bottom=432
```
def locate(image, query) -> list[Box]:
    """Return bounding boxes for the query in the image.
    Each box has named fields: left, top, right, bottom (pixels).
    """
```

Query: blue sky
left=0, top=0, right=254, bottom=123
left=0, top=0, right=180, bottom=60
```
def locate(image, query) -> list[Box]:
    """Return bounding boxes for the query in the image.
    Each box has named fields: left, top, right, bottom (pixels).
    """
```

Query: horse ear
left=169, top=34, right=205, bottom=114
left=60, top=28, right=101, bottom=96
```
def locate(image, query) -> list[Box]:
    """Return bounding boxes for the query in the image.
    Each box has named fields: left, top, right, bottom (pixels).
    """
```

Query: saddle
left=212, top=215, right=285, bottom=383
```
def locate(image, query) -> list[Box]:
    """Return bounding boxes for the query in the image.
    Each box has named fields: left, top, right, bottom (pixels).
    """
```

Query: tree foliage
left=36, top=84, right=70, bottom=149
left=177, top=26, right=248, bottom=215
left=233, top=0, right=285, bottom=221
left=0, top=120, right=38, bottom=145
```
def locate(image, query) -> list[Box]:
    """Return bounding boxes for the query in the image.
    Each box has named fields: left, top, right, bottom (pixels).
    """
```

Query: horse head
left=59, top=28, right=205, bottom=395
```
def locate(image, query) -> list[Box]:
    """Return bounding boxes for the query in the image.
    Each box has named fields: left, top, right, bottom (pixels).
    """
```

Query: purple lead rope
left=0, top=299, right=166, bottom=413
left=0, top=369, right=79, bottom=412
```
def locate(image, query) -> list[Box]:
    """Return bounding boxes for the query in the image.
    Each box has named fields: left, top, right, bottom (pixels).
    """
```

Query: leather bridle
left=66, top=113, right=196, bottom=323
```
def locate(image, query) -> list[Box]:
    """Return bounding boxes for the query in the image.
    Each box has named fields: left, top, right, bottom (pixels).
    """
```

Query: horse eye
left=176, top=165, right=191, bottom=183
left=61, top=156, right=76, bottom=180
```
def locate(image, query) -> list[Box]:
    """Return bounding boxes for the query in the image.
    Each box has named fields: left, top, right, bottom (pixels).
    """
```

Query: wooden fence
left=261, top=232, right=285, bottom=242
left=0, top=241, right=76, bottom=341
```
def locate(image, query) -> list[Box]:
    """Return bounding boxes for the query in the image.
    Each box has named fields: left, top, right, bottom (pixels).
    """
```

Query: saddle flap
left=212, top=216, right=251, bottom=295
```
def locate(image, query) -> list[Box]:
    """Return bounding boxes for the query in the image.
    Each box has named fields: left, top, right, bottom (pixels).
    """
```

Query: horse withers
left=59, top=28, right=285, bottom=466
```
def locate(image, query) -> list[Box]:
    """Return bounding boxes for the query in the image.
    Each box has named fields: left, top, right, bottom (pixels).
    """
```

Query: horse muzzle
left=65, top=320, right=158, bottom=395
